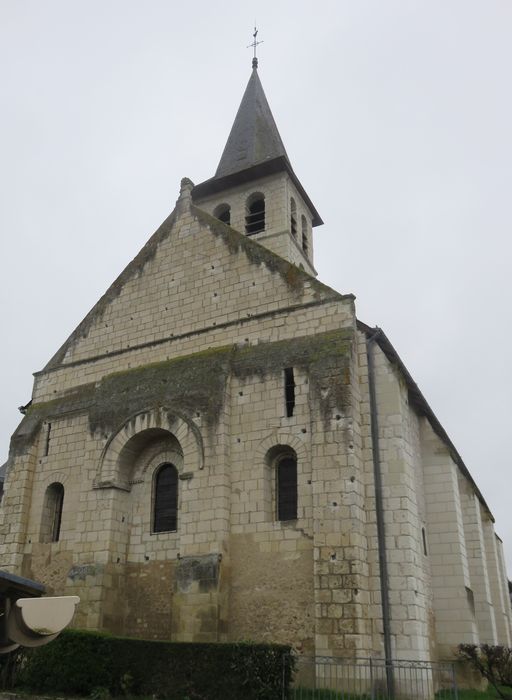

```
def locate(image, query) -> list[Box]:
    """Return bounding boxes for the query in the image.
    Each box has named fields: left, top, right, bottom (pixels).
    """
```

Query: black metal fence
left=286, top=656, right=458, bottom=700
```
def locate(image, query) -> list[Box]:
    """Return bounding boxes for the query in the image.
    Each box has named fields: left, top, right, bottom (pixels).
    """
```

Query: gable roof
left=39, top=196, right=347, bottom=374
left=357, top=320, right=494, bottom=521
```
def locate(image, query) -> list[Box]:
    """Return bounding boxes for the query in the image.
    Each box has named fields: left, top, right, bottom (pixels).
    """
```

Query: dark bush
left=10, top=629, right=294, bottom=699
left=458, top=644, right=512, bottom=699
left=0, top=646, right=25, bottom=691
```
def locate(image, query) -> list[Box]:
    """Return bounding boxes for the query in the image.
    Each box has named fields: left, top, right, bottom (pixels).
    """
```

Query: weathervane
left=247, top=25, right=263, bottom=69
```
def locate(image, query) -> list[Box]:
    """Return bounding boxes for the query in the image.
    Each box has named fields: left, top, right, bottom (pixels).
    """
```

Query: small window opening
left=214, top=203, right=231, bottom=226
left=421, top=526, right=428, bottom=556
left=284, top=367, right=295, bottom=417
left=277, top=456, right=297, bottom=521
left=290, top=198, right=297, bottom=238
left=44, top=422, right=52, bottom=457
left=153, top=463, right=178, bottom=533
left=301, top=215, right=308, bottom=255
left=466, top=586, right=475, bottom=616
left=41, top=482, right=64, bottom=543
left=245, top=194, right=265, bottom=235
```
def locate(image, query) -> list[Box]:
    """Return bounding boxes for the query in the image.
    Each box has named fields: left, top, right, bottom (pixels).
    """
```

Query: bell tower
left=192, top=56, right=322, bottom=276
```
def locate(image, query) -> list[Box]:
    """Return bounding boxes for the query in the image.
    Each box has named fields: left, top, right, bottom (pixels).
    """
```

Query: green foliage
left=458, top=644, right=512, bottom=700
left=9, top=629, right=294, bottom=700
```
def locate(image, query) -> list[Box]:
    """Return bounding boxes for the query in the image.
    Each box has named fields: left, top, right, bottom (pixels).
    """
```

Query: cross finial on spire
left=247, top=25, right=263, bottom=69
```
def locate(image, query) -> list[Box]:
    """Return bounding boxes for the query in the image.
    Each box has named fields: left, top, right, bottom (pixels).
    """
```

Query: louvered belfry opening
left=153, top=463, right=178, bottom=533
left=301, top=215, right=308, bottom=255
left=277, top=456, right=298, bottom=521
left=214, top=203, right=231, bottom=226
left=245, top=194, right=265, bottom=234
left=290, top=197, right=297, bottom=238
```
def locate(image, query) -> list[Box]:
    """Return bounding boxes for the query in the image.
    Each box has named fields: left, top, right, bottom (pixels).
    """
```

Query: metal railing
left=286, top=656, right=458, bottom=700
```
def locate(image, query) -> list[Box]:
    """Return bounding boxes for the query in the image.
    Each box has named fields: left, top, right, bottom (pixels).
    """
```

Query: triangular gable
left=42, top=198, right=348, bottom=373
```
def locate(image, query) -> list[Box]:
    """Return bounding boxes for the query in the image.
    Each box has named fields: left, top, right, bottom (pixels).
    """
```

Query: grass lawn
left=456, top=690, right=512, bottom=700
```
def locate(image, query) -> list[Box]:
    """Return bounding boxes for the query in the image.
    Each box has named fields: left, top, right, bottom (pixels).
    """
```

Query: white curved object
left=8, top=595, right=80, bottom=647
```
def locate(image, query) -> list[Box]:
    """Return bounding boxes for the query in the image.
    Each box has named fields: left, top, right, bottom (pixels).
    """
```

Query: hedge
left=4, top=629, right=294, bottom=699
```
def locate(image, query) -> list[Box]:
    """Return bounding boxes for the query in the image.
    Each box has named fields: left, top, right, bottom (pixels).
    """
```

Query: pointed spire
left=214, top=68, right=290, bottom=179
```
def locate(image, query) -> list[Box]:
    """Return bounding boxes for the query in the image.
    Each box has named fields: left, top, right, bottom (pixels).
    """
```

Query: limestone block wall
left=458, top=475, right=497, bottom=644
left=30, top=203, right=352, bottom=404
left=483, top=520, right=511, bottom=645
left=2, top=189, right=508, bottom=658
left=495, top=537, right=512, bottom=643
left=363, top=339, right=435, bottom=661
left=226, top=324, right=366, bottom=656
left=0, top=194, right=358, bottom=646
left=421, top=421, right=478, bottom=656
left=228, top=366, right=315, bottom=652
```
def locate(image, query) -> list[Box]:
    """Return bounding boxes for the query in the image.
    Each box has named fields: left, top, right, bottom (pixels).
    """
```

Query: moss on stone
left=192, top=206, right=344, bottom=301
left=232, top=328, right=353, bottom=378
left=232, top=327, right=354, bottom=425
left=14, top=328, right=354, bottom=456
left=88, top=345, right=233, bottom=435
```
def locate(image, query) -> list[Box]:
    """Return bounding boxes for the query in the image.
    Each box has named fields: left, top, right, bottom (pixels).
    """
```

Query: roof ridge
left=43, top=209, right=178, bottom=371
left=191, top=205, right=349, bottom=302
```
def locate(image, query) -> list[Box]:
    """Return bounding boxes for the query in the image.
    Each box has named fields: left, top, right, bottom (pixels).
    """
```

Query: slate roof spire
left=192, top=59, right=323, bottom=227
left=214, top=63, right=290, bottom=179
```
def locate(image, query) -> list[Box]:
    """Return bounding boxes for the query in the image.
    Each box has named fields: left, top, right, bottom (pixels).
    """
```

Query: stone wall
left=1, top=189, right=510, bottom=660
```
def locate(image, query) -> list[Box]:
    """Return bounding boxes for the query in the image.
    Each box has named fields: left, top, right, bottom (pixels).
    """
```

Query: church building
left=1, top=57, right=511, bottom=665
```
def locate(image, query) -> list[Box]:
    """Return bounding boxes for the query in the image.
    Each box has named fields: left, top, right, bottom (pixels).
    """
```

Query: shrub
left=458, top=644, right=512, bottom=700
left=11, top=629, right=294, bottom=699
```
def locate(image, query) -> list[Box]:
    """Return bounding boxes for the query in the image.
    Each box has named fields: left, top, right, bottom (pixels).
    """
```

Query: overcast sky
left=1, top=2, right=511, bottom=571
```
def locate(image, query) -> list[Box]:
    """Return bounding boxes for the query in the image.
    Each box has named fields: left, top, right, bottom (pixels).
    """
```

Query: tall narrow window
left=421, top=526, right=428, bottom=556
left=41, top=482, right=64, bottom=543
left=153, top=463, right=178, bottom=533
left=277, top=456, right=297, bottom=521
left=290, top=198, right=297, bottom=238
left=284, top=367, right=295, bottom=417
left=214, top=203, right=231, bottom=226
left=301, top=215, right=308, bottom=255
left=245, top=194, right=265, bottom=234
left=44, top=422, right=52, bottom=457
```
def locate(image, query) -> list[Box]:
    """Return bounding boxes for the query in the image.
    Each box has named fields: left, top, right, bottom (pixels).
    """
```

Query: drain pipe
left=366, top=328, right=394, bottom=698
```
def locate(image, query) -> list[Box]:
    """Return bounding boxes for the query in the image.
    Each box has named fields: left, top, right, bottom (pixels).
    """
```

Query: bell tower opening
left=245, top=193, right=265, bottom=235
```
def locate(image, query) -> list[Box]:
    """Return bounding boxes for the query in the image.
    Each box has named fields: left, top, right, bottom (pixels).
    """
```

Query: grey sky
left=1, top=1, right=511, bottom=570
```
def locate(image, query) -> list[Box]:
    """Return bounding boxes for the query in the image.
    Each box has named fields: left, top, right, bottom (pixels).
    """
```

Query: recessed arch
left=256, top=431, right=308, bottom=464
left=95, top=407, right=204, bottom=490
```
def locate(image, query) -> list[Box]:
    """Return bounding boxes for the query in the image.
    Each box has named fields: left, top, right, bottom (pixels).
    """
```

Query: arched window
left=214, top=203, right=231, bottom=226
left=245, top=193, right=265, bottom=235
left=40, top=482, right=64, bottom=543
left=276, top=455, right=298, bottom=521
left=153, top=463, right=178, bottom=533
left=301, top=215, right=308, bottom=255
left=290, top=198, right=297, bottom=238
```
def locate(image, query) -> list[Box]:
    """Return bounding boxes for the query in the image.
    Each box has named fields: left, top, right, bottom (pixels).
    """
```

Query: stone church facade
left=1, top=61, right=511, bottom=664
